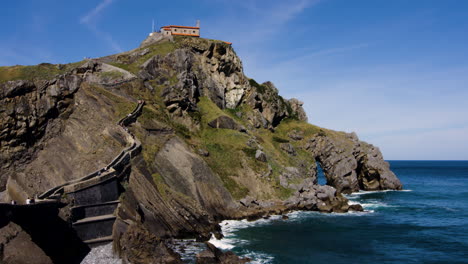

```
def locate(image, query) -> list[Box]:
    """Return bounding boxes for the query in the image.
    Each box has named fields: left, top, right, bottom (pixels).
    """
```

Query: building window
left=193, top=30, right=196, bottom=33
left=174, top=29, right=177, bottom=32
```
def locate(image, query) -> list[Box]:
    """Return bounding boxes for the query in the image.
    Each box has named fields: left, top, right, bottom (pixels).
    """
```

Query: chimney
left=196, top=20, right=200, bottom=28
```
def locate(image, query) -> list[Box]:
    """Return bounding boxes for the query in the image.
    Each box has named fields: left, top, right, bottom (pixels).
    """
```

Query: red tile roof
left=171, top=33, right=200, bottom=37
left=161, top=25, right=200, bottom=29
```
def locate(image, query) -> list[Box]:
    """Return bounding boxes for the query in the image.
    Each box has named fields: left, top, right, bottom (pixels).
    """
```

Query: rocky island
left=0, top=35, right=402, bottom=263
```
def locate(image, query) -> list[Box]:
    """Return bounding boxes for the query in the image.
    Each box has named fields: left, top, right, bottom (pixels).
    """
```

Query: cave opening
left=316, top=161, right=327, bottom=185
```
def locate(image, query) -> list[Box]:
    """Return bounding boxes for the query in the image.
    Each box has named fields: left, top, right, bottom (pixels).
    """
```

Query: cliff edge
left=0, top=36, right=402, bottom=263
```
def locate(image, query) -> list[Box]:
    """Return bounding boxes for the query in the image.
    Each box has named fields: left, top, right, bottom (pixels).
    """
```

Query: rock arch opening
left=316, top=161, right=327, bottom=186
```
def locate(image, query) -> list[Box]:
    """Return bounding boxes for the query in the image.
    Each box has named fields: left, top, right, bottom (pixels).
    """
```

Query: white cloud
left=79, top=0, right=122, bottom=53
left=80, top=0, right=115, bottom=24
left=204, top=0, right=320, bottom=46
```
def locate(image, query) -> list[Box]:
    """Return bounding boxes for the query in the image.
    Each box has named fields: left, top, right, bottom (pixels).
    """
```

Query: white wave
left=347, top=189, right=412, bottom=196
left=243, top=251, right=275, bottom=264
left=208, top=236, right=237, bottom=250
left=81, top=243, right=122, bottom=264
left=286, top=209, right=374, bottom=220
left=220, top=216, right=282, bottom=237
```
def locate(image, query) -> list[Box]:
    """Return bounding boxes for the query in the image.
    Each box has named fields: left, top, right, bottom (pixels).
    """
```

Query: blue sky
left=1, top=0, right=468, bottom=160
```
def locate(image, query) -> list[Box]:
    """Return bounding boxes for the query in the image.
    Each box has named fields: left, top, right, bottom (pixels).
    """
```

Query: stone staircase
left=37, top=100, right=145, bottom=246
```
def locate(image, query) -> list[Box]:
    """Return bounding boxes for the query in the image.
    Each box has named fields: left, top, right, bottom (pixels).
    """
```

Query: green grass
left=274, top=118, right=322, bottom=139
left=0, top=61, right=83, bottom=83
left=196, top=97, right=254, bottom=199
left=197, top=96, right=225, bottom=126
left=195, top=96, right=304, bottom=199
left=151, top=173, right=169, bottom=199
left=248, top=78, right=267, bottom=94
left=110, top=41, right=177, bottom=74
left=90, top=85, right=135, bottom=121
left=241, top=147, right=256, bottom=158
left=272, top=136, right=290, bottom=143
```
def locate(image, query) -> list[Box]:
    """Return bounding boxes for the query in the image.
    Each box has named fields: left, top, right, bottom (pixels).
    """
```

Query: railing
left=38, top=101, right=145, bottom=199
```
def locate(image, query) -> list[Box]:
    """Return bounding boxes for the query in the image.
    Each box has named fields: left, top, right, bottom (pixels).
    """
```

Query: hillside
left=0, top=35, right=402, bottom=263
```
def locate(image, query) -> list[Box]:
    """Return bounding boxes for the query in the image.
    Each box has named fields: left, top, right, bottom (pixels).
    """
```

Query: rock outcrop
left=196, top=242, right=250, bottom=264
left=207, top=116, right=246, bottom=132
left=0, top=35, right=402, bottom=263
left=305, top=133, right=402, bottom=193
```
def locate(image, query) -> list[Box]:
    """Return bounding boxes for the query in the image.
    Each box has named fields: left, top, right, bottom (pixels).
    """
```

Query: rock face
left=115, top=223, right=182, bottom=264
left=286, top=184, right=351, bottom=213
left=153, top=137, right=235, bottom=217
left=0, top=36, right=402, bottom=263
left=140, top=39, right=249, bottom=112
left=0, top=77, right=81, bottom=190
left=306, top=133, right=402, bottom=193
left=0, top=223, right=53, bottom=264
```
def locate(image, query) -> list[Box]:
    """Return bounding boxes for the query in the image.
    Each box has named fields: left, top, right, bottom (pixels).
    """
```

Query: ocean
left=210, top=161, right=468, bottom=264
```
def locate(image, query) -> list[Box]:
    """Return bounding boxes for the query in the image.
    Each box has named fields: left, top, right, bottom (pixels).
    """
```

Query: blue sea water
left=210, top=161, right=468, bottom=264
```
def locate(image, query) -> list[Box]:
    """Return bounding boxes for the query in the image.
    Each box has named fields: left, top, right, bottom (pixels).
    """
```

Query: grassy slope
left=1, top=36, right=346, bottom=201
left=0, top=62, right=83, bottom=84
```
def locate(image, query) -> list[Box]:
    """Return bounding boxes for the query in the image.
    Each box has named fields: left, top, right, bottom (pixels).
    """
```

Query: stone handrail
left=38, top=101, right=145, bottom=199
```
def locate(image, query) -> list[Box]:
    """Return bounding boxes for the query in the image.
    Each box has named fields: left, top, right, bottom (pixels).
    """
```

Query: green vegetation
left=110, top=41, right=177, bottom=73
left=151, top=173, right=169, bottom=199
left=241, top=147, right=256, bottom=158
left=272, top=136, right=290, bottom=143
left=195, top=97, right=256, bottom=199
left=197, top=97, right=225, bottom=125
left=274, top=118, right=322, bottom=139
left=0, top=61, right=83, bottom=83
left=89, top=84, right=135, bottom=121
left=175, top=36, right=232, bottom=49
left=248, top=78, right=266, bottom=94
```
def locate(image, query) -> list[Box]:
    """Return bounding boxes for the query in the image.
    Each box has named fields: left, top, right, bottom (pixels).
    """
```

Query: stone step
left=73, top=214, right=116, bottom=225
left=71, top=200, right=119, bottom=221
left=84, top=236, right=114, bottom=246
left=68, top=177, right=120, bottom=207
left=72, top=200, right=120, bottom=209
left=72, top=214, right=116, bottom=241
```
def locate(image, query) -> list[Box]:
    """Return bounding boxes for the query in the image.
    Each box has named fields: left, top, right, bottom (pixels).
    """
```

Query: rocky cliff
left=0, top=36, right=402, bottom=263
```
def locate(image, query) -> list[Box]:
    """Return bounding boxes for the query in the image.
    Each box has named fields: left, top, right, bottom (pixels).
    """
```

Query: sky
left=1, top=0, right=467, bottom=160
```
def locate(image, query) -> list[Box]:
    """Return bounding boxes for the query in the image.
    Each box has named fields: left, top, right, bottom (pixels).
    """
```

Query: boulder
left=208, top=116, right=246, bottom=133
left=288, top=98, right=308, bottom=122
left=196, top=242, right=250, bottom=264
left=198, top=149, right=210, bottom=157
left=255, top=150, right=267, bottom=162
left=349, top=204, right=364, bottom=211
left=116, top=223, right=182, bottom=264
left=287, top=130, right=304, bottom=141
left=280, top=143, right=297, bottom=156
left=239, top=196, right=259, bottom=207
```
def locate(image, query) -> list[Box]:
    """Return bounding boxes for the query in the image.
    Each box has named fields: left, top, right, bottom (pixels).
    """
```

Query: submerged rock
left=196, top=242, right=250, bottom=264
